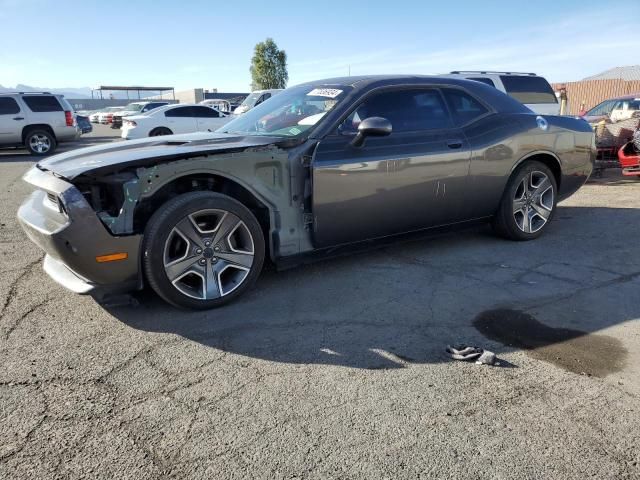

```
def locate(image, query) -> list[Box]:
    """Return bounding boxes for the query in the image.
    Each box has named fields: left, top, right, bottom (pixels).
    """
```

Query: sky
left=1, top=0, right=639, bottom=92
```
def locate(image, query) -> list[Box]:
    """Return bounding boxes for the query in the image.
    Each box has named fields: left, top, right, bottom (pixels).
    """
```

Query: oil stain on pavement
left=473, top=309, right=627, bottom=377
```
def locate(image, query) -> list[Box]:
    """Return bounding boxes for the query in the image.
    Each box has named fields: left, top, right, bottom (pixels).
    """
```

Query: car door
left=0, top=97, right=26, bottom=143
left=163, top=106, right=197, bottom=134
left=311, top=87, right=471, bottom=248
left=192, top=105, right=227, bottom=131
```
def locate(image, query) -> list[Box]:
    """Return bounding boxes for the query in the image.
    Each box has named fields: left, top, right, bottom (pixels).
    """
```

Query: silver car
left=0, top=92, right=78, bottom=155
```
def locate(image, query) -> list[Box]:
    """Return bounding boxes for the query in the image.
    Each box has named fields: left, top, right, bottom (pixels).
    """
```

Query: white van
left=445, top=71, right=560, bottom=115
left=233, top=89, right=283, bottom=115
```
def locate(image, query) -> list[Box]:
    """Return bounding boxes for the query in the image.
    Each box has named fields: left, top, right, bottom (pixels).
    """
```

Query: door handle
left=447, top=139, right=463, bottom=149
left=13, top=117, right=24, bottom=121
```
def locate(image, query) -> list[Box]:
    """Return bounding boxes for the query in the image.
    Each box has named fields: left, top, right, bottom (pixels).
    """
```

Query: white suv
left=445, top=71, right=560, bottom=115
left=0, top=92, right=78, bottom=155
left=233, top=89, right=282, bottom=115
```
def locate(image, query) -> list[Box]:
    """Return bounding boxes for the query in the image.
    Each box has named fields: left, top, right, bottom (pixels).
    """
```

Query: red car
left=618, top=140, right=640, bottom=177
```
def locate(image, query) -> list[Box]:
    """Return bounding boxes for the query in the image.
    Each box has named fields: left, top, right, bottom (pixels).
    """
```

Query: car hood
left=582, top=114, right=607, bottom=125
left=36, top=132, right=288, bottom=179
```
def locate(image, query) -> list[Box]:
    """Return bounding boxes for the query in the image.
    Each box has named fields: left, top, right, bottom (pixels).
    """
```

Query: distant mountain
left=0, top=84, right=131, bottom=99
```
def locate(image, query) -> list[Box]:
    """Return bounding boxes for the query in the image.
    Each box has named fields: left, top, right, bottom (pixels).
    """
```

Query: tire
left=149, top=127, right=172, bottom=137
left=142, top=191, right=265, bottom=309
left=24, top=129, right=57, bottom=155
left=492, top=160, right=557, bottom=241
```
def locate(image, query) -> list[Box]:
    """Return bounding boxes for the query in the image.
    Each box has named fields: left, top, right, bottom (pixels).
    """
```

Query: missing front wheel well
left=134, top=174, right=271, bottom=241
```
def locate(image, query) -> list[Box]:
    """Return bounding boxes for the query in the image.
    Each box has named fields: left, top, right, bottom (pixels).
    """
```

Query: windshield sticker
left=288, top=127, right=301, bottom=135
left=307, top=88, right=343, bottom=98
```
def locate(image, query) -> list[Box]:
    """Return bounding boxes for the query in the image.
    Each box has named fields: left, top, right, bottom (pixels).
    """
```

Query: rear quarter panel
left=465, top=113, right=594, bottom=218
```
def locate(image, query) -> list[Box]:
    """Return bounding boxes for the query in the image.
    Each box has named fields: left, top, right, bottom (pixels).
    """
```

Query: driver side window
left=339, top=88, right=452, bottom=134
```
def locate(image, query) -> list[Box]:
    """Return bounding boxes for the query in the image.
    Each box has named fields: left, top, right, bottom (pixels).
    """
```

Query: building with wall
left=552, top=66, right=640, bottom=115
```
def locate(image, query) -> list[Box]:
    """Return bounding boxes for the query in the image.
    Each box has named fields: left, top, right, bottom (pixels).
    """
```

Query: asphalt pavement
left=1, top=127, right=639, bottom=479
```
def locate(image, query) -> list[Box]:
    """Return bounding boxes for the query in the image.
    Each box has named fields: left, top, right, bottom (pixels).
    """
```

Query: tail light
left=65, top=111, right=74, bottom=127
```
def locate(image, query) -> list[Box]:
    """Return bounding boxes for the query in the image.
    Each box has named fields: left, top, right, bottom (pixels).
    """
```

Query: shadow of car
left=102, top=205, right=639, bottom=373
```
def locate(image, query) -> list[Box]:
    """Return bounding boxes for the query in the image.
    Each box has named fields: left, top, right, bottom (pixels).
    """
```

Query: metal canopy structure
left=91, top=85, right=175, bottom=100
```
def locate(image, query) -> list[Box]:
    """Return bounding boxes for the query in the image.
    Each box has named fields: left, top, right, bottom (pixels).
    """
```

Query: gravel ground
left=1, top=127, right=639, bottom=479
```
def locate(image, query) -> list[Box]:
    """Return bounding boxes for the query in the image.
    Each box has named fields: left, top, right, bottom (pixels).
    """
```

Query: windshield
left=218, top=85, right=350, bottom=137
left=585, top=99, right=616, bottom=117
left=124, top=103, right=144, bottom=112
left=240, top=93, right=261, bottom=107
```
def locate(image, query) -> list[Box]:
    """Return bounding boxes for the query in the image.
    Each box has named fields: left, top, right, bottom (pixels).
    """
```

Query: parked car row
left=121, top=103, right=231, bottom=139
left=89, top=107, right=125, bottom=124
left=111, top=101, right=170, bottom=128
left=0, top=73, right=592, bottom=158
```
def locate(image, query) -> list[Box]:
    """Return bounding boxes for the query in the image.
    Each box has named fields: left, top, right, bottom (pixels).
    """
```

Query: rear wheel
left=149, top=127, right=172, bottom=137
left=492, top=160, right=557, bottom=240
left=25, top=129, right=56, bottom=155
left=143, top=192, right=265, bottom=309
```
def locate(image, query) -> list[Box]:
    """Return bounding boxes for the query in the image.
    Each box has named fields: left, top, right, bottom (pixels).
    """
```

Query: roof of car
left=610, top=92, right=640, bottom=100
left=144, top=103, right=211, bottom=113
left=299, top=74, right=510, bottom=89
left=129, top=101, right=167, bottom=105
left=299, top=75, right=529, bottom=112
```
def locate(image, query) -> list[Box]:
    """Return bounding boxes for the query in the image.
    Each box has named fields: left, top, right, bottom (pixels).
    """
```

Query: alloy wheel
left=512, top=170, right=554, bottom=233
left=29, top=134, right=51, bottom=154
left=162, top=209, right=255, bottom=300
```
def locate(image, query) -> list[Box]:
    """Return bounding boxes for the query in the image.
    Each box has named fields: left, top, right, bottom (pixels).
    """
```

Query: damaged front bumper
left=17, top=166, right=143, bottom=297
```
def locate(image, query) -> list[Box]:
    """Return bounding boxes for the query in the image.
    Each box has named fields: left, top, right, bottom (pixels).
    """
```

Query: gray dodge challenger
left=18, top=76, right=595, bottom=309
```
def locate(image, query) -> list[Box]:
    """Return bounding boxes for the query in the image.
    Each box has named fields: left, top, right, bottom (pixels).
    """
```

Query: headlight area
left=18, top=168, right=144, bottom=290
left=43, top=191, right=69, bottom=217
left=73, top=171, right=140, bottom=235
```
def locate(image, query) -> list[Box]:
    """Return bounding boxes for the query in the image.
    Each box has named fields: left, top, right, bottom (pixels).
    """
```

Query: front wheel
left=143, top=192, right=265, bottom=309
left=492, top=161, right=557, bottom=241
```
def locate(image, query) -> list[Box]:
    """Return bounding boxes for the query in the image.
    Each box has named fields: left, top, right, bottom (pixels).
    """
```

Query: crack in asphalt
left=2, top=296, right=52, bottom=341
left=0, top=382, right=48, bottom=463
left=0, top=256, right=43, bottom=321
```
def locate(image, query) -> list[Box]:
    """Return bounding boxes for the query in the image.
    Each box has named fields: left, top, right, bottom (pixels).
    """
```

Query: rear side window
left=468, top=77, right=496, bottom=88
left=0, top=97, right=20, bottom=114
left=22, top=95, right=63, bottom=112
left=341, top=88, right=452, bottom=133
left=192, top=106, right=220, bottom=118
left=165, top=106, right=193, bottom=117
left=500, top=76, right=557, bottom=104
left=442, top=89, right=489, bottom=125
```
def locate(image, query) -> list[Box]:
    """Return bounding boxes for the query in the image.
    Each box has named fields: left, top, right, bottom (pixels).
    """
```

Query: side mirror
left=351, top=116, right=392, bottom=147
